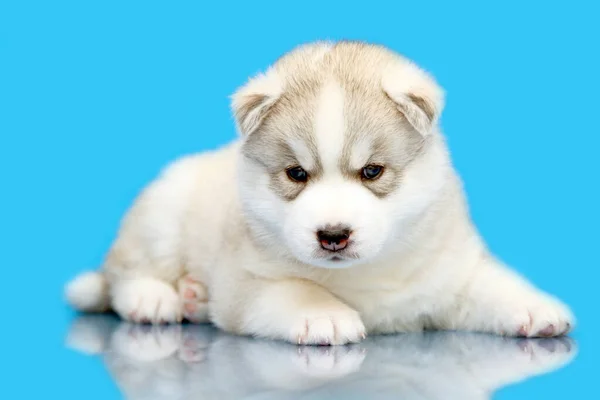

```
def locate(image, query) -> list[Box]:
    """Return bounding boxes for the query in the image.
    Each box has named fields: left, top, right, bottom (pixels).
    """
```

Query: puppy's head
left=232, top=41, right=447, bottom=269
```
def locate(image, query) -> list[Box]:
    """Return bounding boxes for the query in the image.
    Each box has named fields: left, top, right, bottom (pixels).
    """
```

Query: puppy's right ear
left=230, top=68, right=282, bottom=136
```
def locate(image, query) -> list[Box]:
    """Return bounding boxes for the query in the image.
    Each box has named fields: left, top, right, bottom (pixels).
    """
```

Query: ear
left=382, top=60, right=445, bottom=136
left=230, top=67, right=283, bottom=136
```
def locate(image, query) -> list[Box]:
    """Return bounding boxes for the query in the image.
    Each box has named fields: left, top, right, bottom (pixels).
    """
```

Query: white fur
left=65, top=41, right=575, bottom=346
left=230, top=67, right=283, bottom=136
left=65, top=271, right=109, bottom=312
left=314, top=80, right=345, bottom=171
left=288, top=137, right=318, bottom=171
left=381, top=58, right=445, bottom=135
left=112, top=278, right=182, bottom=324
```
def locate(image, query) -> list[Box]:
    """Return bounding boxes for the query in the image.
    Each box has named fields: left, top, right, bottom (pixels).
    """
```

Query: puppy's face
left=234, top=42, right=446, bottom=269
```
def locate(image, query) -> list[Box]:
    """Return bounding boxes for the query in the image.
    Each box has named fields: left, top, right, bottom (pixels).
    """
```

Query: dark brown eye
left=362, top=165, right=384, bottom=180
left=286, top=166, right=308, bottom=182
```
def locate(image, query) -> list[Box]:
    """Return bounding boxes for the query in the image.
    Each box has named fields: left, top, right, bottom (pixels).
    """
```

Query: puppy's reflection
left=66, top=315, right=576, bottom=400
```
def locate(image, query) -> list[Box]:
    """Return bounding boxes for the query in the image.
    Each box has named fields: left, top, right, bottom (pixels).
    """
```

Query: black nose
left=317, top=228, right=351, bottom=252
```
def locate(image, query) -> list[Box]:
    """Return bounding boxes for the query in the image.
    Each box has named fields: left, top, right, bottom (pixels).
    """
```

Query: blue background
left=1, top=0, right=598, bottom=398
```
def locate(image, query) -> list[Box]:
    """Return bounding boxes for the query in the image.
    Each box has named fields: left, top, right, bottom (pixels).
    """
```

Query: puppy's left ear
left=230, top=68, right=282, bottom=136
left=382, top=61, right=445, bottom=136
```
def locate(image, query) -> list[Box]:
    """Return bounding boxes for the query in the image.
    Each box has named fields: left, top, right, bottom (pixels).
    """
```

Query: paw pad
left=178, top=275, right=210, bottom=324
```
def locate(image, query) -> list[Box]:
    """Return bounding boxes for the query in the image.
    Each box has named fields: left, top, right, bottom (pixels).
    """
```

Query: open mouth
left=329, top=256, right=344, bottom=262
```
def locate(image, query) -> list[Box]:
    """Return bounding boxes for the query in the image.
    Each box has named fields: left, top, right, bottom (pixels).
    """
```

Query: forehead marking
left=347, top=135, right=373, bottom=170
left=314, top=80, right=346, bottom=174
left=287, top=137, right=317, bottom=171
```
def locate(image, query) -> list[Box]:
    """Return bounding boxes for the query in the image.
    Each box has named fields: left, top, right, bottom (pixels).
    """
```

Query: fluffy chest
left=319, top=260, right=456, bottom=332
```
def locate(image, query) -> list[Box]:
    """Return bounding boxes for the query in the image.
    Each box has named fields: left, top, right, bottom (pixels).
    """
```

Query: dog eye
left=286, top=166, right=308, bottom=183
left=362, top=165, right=384, bottom=180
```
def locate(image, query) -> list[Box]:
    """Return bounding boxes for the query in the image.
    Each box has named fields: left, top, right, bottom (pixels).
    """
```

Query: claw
left=518, top=325, right=529, bottom=337
left=538, top=324, right=556, bottom=337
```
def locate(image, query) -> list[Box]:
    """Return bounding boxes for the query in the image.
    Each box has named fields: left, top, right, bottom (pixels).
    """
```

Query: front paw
left=112, top=278, right=182, bottom=324
left=494, top=295, right=574, bottom=338
left=289, top=307, right=366, bottom=346
left=178, top=275, right=209, bottom=324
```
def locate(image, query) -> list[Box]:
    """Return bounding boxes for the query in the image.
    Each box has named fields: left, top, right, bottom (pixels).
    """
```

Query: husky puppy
left=65, top=40, right=574, bottom=345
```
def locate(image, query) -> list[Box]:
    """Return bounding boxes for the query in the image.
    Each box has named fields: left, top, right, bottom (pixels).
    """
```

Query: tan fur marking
left=235, top=94, right=277, bottom=135
left=407, top=93, right=435, bottom=122
left=238, top=40, right=438, bottom=200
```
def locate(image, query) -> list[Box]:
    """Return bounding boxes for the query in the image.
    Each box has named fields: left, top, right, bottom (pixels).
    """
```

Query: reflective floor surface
left=64, top=314, right=578, bottom=399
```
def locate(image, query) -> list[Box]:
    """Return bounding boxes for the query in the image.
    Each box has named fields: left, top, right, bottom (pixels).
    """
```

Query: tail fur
left=65, top=271, right=110, bottom=313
